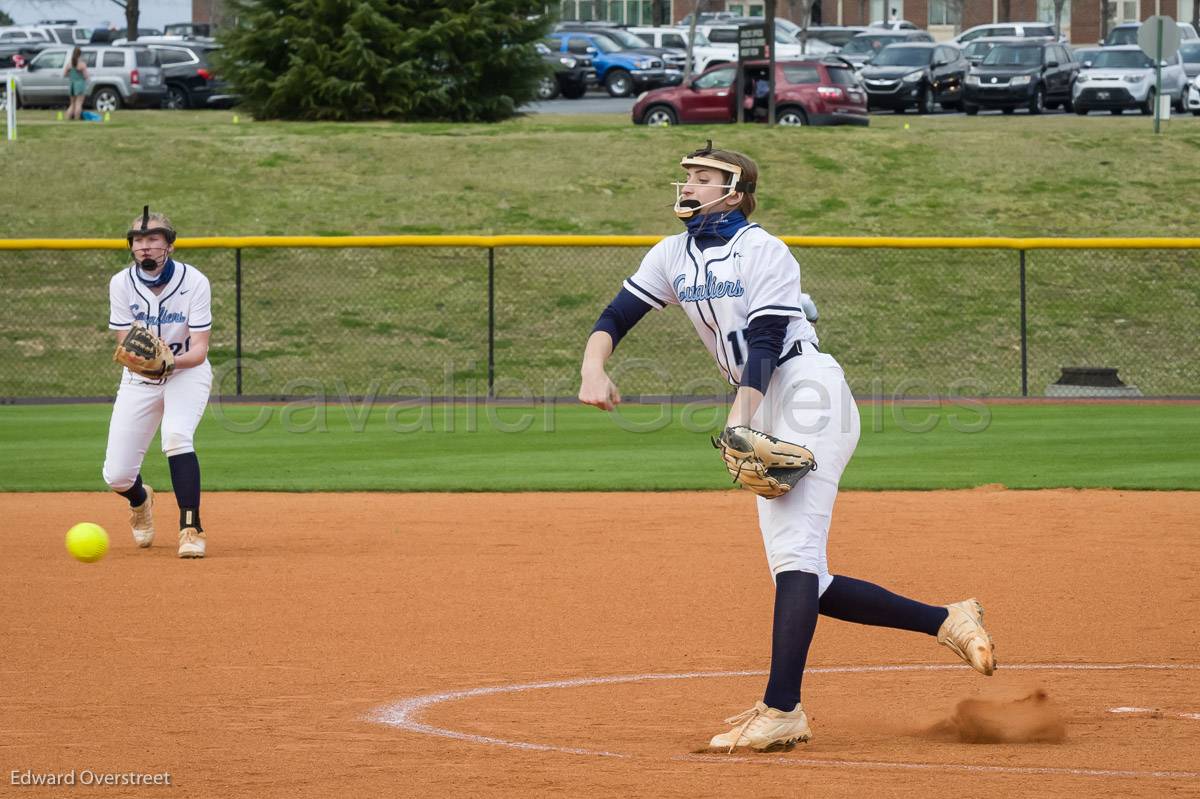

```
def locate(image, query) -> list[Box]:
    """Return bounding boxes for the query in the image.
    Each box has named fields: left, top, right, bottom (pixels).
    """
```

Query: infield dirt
left=2, top=490, right=1197, bottom=798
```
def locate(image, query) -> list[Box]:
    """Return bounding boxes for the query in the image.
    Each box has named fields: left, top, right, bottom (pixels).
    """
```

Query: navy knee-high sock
left=167, top=452, right=202, bottom=531
left=117, top=473, right=147, bottom=507
left=762, top=570, right=820, bottom=713
left=818, top=575, right=948, bottom=635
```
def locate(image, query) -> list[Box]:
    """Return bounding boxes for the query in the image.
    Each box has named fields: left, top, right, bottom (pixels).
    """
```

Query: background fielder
left=579, top=144, right=997, bottom=752
left=103, top=209, right=213, bottom=559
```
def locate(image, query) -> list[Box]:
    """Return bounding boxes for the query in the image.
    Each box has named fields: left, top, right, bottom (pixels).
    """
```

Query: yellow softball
left=66, top=522, right=109, bottom=563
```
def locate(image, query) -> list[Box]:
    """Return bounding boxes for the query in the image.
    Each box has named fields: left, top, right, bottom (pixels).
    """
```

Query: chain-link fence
left=1, top=236, right=1197, bottom=400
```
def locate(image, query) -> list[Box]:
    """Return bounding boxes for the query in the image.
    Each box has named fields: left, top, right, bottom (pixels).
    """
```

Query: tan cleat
left=708, top=701, right=813, bottom=753
left=177, top=527, right=206, bottom=559
left=129, top=485, right=155, bottom=548
left=938, top=598, right=996, bottom=675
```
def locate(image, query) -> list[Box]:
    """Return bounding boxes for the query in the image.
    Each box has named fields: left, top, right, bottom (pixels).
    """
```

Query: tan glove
left=713, top=425, right=817, bottom=499
left=113, top=324, right=175, bottom=380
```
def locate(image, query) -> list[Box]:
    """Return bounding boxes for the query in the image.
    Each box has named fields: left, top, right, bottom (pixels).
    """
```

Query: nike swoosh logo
left=180, top=290, right=190, bottom=295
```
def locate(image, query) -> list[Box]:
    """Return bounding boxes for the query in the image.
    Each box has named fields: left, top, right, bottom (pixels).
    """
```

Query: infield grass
left=2, top=401, right=1195, bottom=492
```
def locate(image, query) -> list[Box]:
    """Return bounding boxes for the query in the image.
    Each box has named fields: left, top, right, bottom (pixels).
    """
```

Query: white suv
left=0, top=45, right=166, bottom=111
left=627, top=26, right=737, bottom=73
left=953, top=22, right=1057, bottom=47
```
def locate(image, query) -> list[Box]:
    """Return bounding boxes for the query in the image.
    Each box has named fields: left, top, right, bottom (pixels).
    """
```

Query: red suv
left=631, top=58, right=868, bottom=126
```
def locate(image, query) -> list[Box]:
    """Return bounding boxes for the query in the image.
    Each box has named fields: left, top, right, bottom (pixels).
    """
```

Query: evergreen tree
left=218, top=0, right=552, bottom=121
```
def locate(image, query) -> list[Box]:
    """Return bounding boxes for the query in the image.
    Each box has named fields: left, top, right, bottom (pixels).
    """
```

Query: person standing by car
left=62, top=45, right=88, bottom=119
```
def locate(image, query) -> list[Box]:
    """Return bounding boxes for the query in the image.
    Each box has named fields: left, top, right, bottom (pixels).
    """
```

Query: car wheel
left=1174, top=91, right=1186, bottom=112
left=1111, top=108, right=1123, bottom=115
left=1002, top=106, right=1015, bottom=115
left=1028, top=86, right=1045, bottom=114
left=893, top=106, right=905, bottom=114
left=164, top=84, right=190, bottom=110
left=775, top=106, right=808, bottom=126
left=1194, top=109, right=1200, bottom=116
left=1074, top=104, right=1088, bottom=115
left=1140, top=89, right=1155, bottom=115
left=1062, top=96, right=1073, bottom=112
left=560, top=82, right=587, bottom=100
left=643, top=105, right=677, bottom=126
left=91, top=87, right=121, bottom=112
left=605, top=70, right=633, bottom=97
left=964, top=102, right=979, bottom=115
left=918, top=85, right=935, bottom=114
left=535, top=75, right=560, bottom=101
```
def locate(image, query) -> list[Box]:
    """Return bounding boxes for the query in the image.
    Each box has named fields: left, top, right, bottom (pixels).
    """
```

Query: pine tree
left=217, top=0, right=552, bottom=121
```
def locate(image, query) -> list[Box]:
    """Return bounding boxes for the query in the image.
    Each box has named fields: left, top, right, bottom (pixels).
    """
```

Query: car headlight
left=1075, top=73, right=1089, bottom=83
left=559, top=57, right=577, bottom=68
left=1123, top=74, right=1145, bottom=83
left=638, top=60, right=654, bottom=69
left=965, top=75, right=980, bottom=86
left=902, top=71, right=923, bottom=83
left=1009, top=75, right=1032, bottom=86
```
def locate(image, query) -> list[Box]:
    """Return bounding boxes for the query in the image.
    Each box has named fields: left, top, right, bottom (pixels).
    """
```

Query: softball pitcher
left=578, top=144, right=996, bottom=752
left=103, top=208, right=212, bottom=559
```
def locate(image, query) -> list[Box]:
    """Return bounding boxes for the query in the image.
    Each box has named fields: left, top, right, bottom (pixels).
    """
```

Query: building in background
left=554, top=0, right=1198, bottom=44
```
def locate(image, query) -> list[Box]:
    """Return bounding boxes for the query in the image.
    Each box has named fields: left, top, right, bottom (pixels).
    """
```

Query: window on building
left=928, top=0, right=961, bottom=26
left=1035, top=0, right=1070, bottom=29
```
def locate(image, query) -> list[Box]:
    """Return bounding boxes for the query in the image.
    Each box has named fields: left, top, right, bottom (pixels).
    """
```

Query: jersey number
left=169, top=337, right=191, bottom=357
left=726, top=329, right=748, bottom=367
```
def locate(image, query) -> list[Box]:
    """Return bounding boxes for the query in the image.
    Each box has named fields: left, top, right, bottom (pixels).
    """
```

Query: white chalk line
left=370, top=662, right=1200, bottom=779
left=1108, top=706, right=1200, bottom=721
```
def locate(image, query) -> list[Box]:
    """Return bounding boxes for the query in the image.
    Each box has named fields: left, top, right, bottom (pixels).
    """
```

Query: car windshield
left=690, top=30, right=711, bottom=46
left=1106, top=27, right=1139, bottom=45
left=1181, top=42, right=1200, bottom=62
left=981, top=45, right=1042, bottom=66
left=601, top=29, right=648, bottom=48
left=588, top=34, right=621, bottom=53
left=1072, top=47, right=1101, bottom=62
left=964, top=41, right=998, bottom=58
left=1090, top=50, right=1154, bottom=69
left=841, top=35, right=904, bottom=54
left=871, top=46, right=932, bottom=66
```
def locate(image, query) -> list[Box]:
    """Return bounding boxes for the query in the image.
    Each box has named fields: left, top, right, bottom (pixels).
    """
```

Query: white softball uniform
left=102, top=261, right=213, bottom=491
left=625, top=226, right=860, bottom=589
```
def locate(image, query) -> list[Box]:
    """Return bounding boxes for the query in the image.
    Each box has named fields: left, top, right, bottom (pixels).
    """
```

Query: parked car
left=710, top=16, right=839, bottom=53
left=806, top=25, right=869, bottom=48
left=1072, top=45, right=1189, bottom=114
left=164, top=23, right=214, bottom=38
left=838, top=30, right=935, bottom=69
left=953, top=22, right=1057, bottom=47
left=631, top=58, right=868, bottom=127
left=90, top=27, right=163, bottom=44
left=860, top=42, right=969, bottom=113
left=0, top=45, right=166, bottom=111
left=534, top=41, right=596, bottom=100
left=1180, top=41, right=1200, bottom=80
left=0, top=27, right=53, bottom=44
left=556, top=23, right=686, bottom=79
left=869, top=19, right=922, bottom=30
left=0, top=40, right=52, bottom=69
left=1103, top=21, right=1199, bottom=47
left=545, top=31, right=667, bottom=96
left=1186, top=73, right=1200, bottom=114
left=626, top=26, right=736, bottom=73
left=695, top=23, right=822, bottom=59
left=963, top=39, right=1078, bottom=114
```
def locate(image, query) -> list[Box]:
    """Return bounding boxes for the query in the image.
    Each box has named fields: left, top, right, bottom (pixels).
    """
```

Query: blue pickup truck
left=545, top=32, right=667, bottom=97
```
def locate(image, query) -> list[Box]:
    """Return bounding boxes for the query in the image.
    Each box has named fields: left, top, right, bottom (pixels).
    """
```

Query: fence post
left=487, top=247, right=495, bottom=399
left=1019, top=248, right=1028, bottom=398
left=235, top=248, right=243, bottom=396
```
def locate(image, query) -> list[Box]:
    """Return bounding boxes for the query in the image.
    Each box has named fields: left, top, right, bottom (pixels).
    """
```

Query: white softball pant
left=752, top=351, right=861, bottom=593
left=101, top=362, right=212, bottom=492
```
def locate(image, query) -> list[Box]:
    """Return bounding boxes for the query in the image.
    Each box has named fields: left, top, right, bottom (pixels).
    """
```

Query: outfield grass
left=3, top=401, right=1195, bottom=491
left=1, top=111, right=1198, bottom=237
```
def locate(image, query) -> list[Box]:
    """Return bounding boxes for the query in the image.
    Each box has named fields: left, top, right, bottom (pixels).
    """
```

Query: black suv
left=963, top=39, right=1077, bottom=114
left=535, top=41, right=596, bottom=100
left=143, top=41, right=230, bottom=109
left=838, top=29, right=936, bottom=69
left=860, top=42, right=968, bottom=112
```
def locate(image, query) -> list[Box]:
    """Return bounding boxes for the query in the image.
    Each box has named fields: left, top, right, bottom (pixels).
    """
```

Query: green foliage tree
left=217, top=0, right=552, bottom=121
left=0, top=9, right=13, bottom=26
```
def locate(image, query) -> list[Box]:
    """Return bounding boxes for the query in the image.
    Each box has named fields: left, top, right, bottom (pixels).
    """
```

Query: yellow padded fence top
left=2, top=235, right=1200, bottom=250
